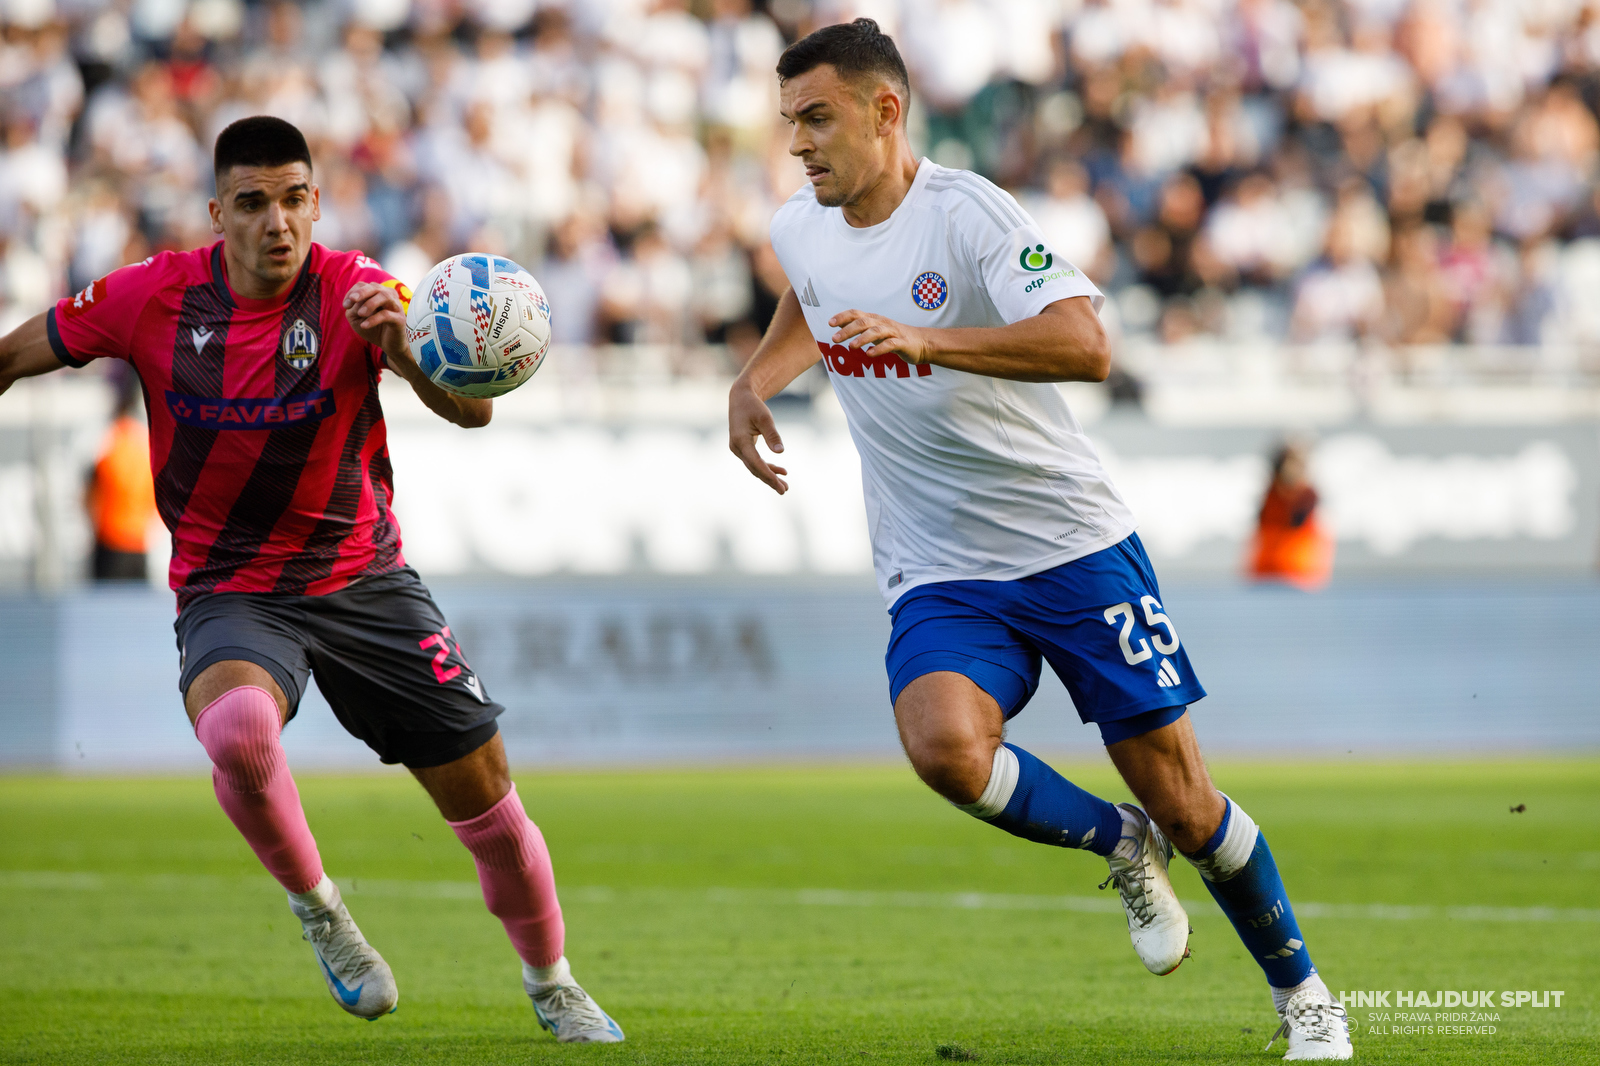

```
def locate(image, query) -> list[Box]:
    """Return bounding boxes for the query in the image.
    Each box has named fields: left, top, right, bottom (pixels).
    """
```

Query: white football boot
left=524, top=957, right=626, bottom=1043
left=1098, top=802, right=1191, bottom=975
left=287, top=877, right=399, bottom=1020
left=1267, top=987, right=1355, bottom=1060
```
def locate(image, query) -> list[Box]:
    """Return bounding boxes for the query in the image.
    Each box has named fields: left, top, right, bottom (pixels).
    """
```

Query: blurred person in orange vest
left=86, top=374, right=157, bottom=581
left=1247, top=438, right=1333, bottom=590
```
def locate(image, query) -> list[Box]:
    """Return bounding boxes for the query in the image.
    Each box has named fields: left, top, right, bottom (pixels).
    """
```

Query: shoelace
left=1098, top=861, right=1158, bottom=927
left=532, top=984, right=613, bottom=1034
left=1264, top=999, right=1351, bottom=1051
left=304, top=912, right=374, bottom=983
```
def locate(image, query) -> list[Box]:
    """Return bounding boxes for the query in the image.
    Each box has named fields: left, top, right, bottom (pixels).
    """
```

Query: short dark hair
left=213, top=115, right=312, bottom=182
left=776, top=18, right=910, bottom=118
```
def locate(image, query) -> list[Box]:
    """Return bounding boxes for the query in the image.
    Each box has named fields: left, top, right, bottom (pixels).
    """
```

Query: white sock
left=1183, top=793, right=1259, bottom=882
left=525, top=955, right=570, bottom=988
left=288, top=874, right=336, bottom=910
left=1272, top=972, right=1329, bottom=1014
left=954, top=745, right=1019, bottom=819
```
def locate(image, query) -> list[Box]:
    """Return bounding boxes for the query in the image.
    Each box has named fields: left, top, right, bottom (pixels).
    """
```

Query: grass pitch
left=1, top=759, right=1595, bottom=1065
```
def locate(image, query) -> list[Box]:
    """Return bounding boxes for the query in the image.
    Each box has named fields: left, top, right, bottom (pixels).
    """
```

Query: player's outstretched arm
left=828, top=296, right=1111, bottom=384
left=0, top=312, right=66, bottom=398
left=343, top=282, right=493, bottom=429
left=728, top=286, right=821, bottom=495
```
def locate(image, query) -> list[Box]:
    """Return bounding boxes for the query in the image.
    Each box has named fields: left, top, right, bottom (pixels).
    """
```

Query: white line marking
left=3, top=871, right=1595, bottom=923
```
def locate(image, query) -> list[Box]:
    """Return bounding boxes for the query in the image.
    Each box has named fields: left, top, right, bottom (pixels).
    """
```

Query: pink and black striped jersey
left=48, top=241, right=415, bottom=609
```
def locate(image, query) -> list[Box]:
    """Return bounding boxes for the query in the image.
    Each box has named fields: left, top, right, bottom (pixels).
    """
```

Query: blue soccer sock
left=1183, top=793, right=1316, bottom=992
left=956, top=742, right=1123, bottom=856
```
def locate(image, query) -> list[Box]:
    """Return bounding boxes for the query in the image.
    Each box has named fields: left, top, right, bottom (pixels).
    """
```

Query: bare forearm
left=386, top=349, right=492, bottom=428
left=921, top=299, right=1110, bottom=383
left=735, top=288, right=821, bottom=401
left=0, top=312, right=64, bottom=395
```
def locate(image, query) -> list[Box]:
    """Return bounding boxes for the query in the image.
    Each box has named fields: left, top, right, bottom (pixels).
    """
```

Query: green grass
left=1, top=759, right=1596, bottom=1065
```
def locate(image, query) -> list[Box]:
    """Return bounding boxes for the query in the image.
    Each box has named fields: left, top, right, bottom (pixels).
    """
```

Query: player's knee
left=903, top=731, right=998, bottom=805
left=194, top=686, right=285, bottom=792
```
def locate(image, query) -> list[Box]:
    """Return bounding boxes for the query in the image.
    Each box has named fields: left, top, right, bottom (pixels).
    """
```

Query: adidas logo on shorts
left=1154, top=658, right=1182, bottom=688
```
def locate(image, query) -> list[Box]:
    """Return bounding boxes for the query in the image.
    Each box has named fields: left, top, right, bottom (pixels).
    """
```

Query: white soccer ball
left=405, top=253, right=553, bottom=398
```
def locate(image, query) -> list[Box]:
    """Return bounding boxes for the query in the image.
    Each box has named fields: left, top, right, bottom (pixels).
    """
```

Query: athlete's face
left=781, top=65, right=904, bottom=209
left=209, top=163, right=320, bottom=298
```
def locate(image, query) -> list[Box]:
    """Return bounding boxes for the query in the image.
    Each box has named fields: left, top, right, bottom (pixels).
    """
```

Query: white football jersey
left=770, top=158, right=1137, bottom=606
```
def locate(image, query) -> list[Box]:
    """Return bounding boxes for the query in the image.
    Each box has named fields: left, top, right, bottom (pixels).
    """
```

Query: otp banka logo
left=281, top=317, right=320, bottom=370
left=1019, top=240, right=1078, bottom=293
left=1019, top=244, right=1054, bottom=271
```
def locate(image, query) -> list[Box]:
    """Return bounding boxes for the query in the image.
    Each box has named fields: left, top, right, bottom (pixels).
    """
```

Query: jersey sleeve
left=766, top=192, right=813, bottom=297
left=335, top=251, right=414, bottom=370
left=956, top=184, right=1104, bottom=324
left=47, top=257, right=166, bottom=367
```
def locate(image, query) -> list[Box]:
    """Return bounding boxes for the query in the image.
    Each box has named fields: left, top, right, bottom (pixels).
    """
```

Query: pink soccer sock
left=193, top=686, right=324, bottom=895
left=448, top=784, right=566, bottom=968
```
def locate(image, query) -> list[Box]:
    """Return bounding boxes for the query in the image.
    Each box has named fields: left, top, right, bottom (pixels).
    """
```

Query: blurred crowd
left=6, top=0, right=1600, bottom=372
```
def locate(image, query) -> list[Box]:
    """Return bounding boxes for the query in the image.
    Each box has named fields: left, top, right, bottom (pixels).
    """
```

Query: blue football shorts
left=885, top=533, right=1206, bottom=746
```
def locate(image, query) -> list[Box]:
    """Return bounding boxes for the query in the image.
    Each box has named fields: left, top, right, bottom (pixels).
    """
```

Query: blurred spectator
left=1382, top=224, right=1453, bottom=344
left=1023, top=156, right=1113, bottom=283
left=1290, top=189, right=1387, bottom=341
left=1438, top=199, right=1498, bottom=340
left=1203, top=171, right=1299, bottom=288
left=540, top=212, right=613, bottom=347
left=8, top=0, right=1600, bottom=367
left=1248, top=438, right=1332, bottom=591
left=601, top=221, right=692, bottom=346
left=85, top=374, right=157, bottom=583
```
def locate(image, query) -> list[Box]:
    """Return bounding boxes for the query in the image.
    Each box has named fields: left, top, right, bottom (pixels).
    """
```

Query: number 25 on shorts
left=1103, top=597, right=1180, bottom=666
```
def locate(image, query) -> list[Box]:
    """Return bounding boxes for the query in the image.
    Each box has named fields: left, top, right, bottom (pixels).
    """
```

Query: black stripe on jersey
left=187, top=268, right=325, bottom=596
left=272, top=368, right=382, bottom=593
left=361, top=442, right=401, bottom=577
left=154, top=252, right=234, bottom=536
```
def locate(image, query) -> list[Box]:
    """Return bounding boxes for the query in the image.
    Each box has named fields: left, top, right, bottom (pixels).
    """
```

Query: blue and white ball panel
left=884, top=533, right=1206, bottom=727
left=405, top=252, right=554, bottom=398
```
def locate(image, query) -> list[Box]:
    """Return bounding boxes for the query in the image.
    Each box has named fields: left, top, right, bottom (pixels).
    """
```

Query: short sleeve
left=766, top=195, right=811, bottom=295
left=337, top=251, right=414, bottom=370
left=48, top=258, right=164, bottom=367
left=961, top=187, right=1104, bottom=324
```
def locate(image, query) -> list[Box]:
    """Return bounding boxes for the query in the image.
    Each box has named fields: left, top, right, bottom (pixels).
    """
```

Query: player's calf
left=448, top=783, right=566, bottom=966
left=1180, top=794, right=1351, bottom=1057
left=955, top=742, right=1124, bottom=854
left=1181, top=794, right=1314, bottom=987
left=448, top=784, right=624, bottom=1042
left=193, top=684, right=323, bottom=893
left=955, top=744, right=1191, bottom=974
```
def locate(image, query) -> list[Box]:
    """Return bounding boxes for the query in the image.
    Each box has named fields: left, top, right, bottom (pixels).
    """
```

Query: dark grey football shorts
left=175, top=566, right=503, bottom=768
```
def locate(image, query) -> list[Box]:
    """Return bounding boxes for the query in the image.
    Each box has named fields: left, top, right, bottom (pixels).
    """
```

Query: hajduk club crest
left=282, top=317, right=319, bottom=370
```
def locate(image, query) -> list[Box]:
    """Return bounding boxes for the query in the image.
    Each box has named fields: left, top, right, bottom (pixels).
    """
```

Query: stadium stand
left=7, top=0, right=1600, bottom=365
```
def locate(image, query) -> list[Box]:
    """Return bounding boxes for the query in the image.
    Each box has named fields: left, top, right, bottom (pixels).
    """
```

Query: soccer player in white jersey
left=727, top=20, right=1351, bottom=1060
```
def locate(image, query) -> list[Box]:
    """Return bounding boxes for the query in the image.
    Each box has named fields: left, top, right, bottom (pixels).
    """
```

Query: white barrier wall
left=380, top=419, right=1596, bottom=579
left=1, top=372, right=1596, bottom=587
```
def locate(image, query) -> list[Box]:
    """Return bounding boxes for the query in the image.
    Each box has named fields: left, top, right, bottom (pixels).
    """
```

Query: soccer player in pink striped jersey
left=0, top=116, right=620, bottom=1043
